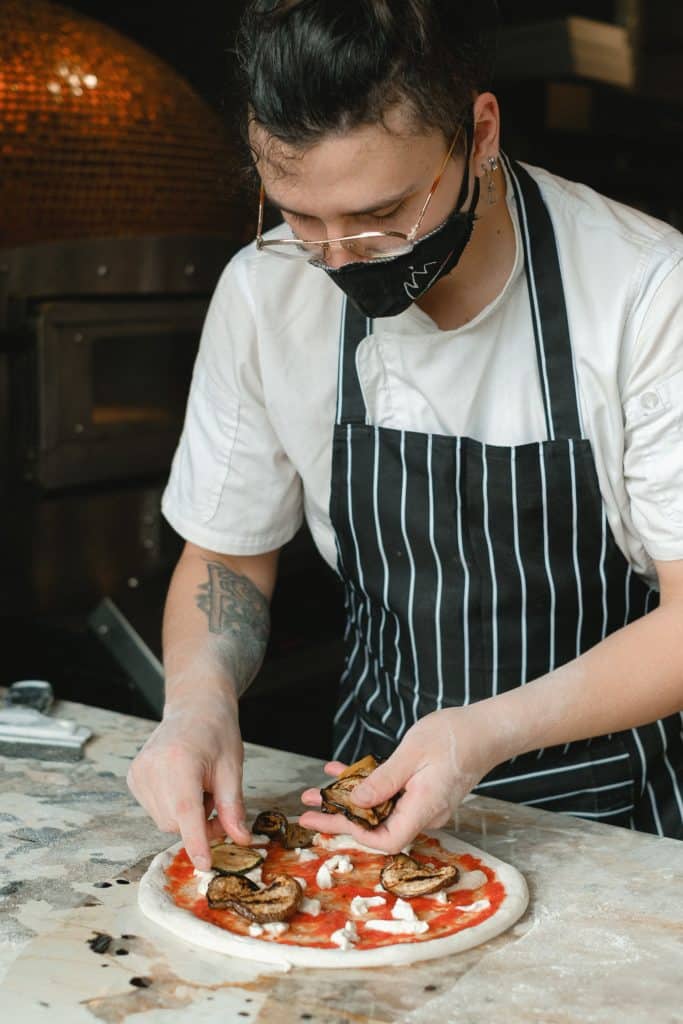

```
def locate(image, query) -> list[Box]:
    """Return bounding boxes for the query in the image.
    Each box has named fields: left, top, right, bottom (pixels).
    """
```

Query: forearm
left=162, top=543, right=278, bottom=709
left=471, top=596, right=683, bottom=767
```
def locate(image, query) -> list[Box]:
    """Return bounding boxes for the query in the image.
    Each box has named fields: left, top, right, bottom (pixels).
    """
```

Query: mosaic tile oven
left=0, top=0, right=247, bottom=245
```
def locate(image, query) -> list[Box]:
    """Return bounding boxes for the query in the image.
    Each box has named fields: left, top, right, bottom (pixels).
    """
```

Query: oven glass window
left=91, top=330, right=197, bottom=430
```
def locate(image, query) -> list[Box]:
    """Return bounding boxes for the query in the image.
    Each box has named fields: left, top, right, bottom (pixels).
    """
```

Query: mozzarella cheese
left=328, top=854, right=353, bottom=874
left=315, top=854, right=354, bottom=889
left=300, top=896, right=322, bottom=916
left=293, top=876, right=307, bottom=890
left=314, top=833, right=386, bottom=855
left=263, top=922, right=289, bottom=936
left=228, top=918, right=290, bottom=938
left=295, top=847, right=319, bottom=863
left=330, top=920, right=359, bottom=950
left=454, top=898, right=490, bottom=913
left=430, top=890, right=449, bottom=905
left=315, top=862, right=334, bottom=889
left=364, top=919, right=430, bottom=935
left=192, top=868, right=217, bottom=896
left=350, top=895, right=387, bottom=917
left=244, top=866, right=264, bottom=888
left=391, top=898, right=418, bottom=922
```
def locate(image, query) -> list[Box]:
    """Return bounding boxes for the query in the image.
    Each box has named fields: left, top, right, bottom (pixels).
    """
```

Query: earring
left=482, top=155, right=500, bottom=205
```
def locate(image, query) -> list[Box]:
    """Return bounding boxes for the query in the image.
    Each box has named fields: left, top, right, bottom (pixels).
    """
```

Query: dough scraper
left=0, top=680, right=92, bottom=761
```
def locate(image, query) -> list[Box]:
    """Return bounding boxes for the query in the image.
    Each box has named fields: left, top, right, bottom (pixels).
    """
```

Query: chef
left=127, top=0, right=683, bottom=865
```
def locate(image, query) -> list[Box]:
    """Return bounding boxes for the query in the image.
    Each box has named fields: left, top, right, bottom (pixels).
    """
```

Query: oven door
left=22, top=298, right=206, bottom=490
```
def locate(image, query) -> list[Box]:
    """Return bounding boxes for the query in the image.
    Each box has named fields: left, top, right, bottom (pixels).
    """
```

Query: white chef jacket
left=162, top=161, right=683, bottom=587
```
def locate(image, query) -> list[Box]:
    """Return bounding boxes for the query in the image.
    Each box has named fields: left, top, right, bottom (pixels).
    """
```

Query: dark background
left=61, top=2, right=620, bottom=115
left=2, top=1, right=681, bottom=758
left=61, top=0, right=683, bottom=222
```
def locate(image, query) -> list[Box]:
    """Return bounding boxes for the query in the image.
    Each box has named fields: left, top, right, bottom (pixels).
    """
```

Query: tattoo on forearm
left=195, top=561, right=270, bottom=693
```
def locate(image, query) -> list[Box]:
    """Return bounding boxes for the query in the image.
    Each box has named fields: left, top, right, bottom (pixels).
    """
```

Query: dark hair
left=234, top=0, right=500, bottom=154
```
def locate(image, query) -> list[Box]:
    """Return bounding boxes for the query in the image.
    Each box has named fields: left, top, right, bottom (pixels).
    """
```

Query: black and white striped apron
left=329, top=158, right=683, bottom=838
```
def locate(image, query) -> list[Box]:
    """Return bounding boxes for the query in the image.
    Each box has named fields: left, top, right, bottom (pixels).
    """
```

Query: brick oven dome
left=0, top=0, right=249, bottom=245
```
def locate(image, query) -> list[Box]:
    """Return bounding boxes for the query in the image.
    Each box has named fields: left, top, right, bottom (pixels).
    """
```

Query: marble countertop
left=0, top=694, right=681, bottom=1024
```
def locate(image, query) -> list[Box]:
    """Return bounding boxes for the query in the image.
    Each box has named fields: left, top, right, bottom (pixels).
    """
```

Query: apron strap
left=502, top=155, right=584, bottom=441
left=336, top=295, right=372, bottom=426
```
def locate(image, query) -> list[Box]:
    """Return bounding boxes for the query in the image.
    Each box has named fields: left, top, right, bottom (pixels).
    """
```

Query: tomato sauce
left=165, top=834, right=506, bottom=950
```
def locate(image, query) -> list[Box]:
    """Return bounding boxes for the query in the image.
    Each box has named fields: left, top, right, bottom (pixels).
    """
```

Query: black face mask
left=318, top=147, right=479, bottom=319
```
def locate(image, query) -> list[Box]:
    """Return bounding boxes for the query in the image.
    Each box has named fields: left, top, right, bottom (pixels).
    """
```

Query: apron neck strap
left=335, top=295, right=372, bottom=426
left=503, top=155, right=584, bottom=441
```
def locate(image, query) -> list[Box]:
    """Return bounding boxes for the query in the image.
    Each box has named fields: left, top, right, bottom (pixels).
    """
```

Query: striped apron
left=329, top=158, right=683, bottom=838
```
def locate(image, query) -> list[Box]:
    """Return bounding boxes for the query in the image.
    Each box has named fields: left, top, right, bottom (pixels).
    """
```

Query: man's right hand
left=126, top=691, right=252, bottom=870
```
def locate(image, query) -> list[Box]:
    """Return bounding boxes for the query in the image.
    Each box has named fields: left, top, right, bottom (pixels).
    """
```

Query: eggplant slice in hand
left=207, top=873, right=303, bottom=923
left=380, top=853, right=459, bottom=897
left=320, top=754, right=399, bottom=829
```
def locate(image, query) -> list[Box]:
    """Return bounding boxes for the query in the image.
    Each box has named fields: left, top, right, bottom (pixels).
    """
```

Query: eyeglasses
left=255, top=125, right=463, bottom=264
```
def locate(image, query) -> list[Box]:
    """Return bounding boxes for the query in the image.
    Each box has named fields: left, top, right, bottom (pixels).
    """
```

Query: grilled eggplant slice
left=210, top=843, right=264, bottom=876
left=380, top=853, right=458, bottom=897
left=281, top=822, right=316, bottom=849
left=252, top=810, right=315, bottom=849
left=207, top=873, right=303, bottom=923
left=206, top=873, right=259, bottom=907
left=340, top=754, right=381, bottom=779
left=320, top=754, right=399, bottom=829
left=252, top=809, right=288, bottom=840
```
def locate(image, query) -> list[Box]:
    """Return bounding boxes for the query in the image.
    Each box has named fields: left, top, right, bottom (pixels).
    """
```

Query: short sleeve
left=622, top=254, right=683, bottom=562
left=161, top=252, right=304, bottom=554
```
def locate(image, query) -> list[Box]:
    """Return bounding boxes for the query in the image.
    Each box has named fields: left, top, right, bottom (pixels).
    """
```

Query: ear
left=472, top=91, right=501, bottom=169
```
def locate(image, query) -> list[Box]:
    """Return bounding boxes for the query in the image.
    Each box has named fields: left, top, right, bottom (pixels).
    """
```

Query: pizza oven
left=0, top=1, right=344, bottom=752
left=0, top=0, right=247, bottom=685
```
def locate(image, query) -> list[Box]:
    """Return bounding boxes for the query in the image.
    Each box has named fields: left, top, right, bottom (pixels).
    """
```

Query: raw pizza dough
left=138, top=825, right=529, bottom=969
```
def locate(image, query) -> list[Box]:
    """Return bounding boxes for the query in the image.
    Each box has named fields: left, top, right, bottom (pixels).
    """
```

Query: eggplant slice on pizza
left=209, top=843, right=264, bottom=876
left=380, top=853, right=459, bottom=897
left=207, top=873, right=303, bottom=923
left=252, top=809, right=316, bottom=849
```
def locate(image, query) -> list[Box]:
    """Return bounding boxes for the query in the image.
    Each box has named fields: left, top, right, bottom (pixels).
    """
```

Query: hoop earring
left=482, top=155, right=500, bottom=206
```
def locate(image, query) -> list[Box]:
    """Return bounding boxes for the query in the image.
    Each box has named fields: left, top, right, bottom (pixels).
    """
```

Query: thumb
left=212, top=760, right=251, bottom=845
left=352, top=755, right=408, bottom=808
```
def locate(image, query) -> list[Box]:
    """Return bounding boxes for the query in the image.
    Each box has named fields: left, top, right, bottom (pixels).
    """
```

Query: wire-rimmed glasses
left=255, top=126, right=463, bottom=264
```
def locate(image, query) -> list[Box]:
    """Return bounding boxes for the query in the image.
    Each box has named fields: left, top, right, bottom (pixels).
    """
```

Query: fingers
left=351, top=754, right=408, bottom=808
left=212, top=758, right=251, bottom=846
left=367, top=790, right=445, bottom=852
left=203, top=794, right=227, bottom=843
left=296, top=804, right=413, bottom=854
left=297, top=808, right=372, bottom=844
left=172, top=776, right=214, bottom=870
left=300, top=787, right=446, bottom=854
left=207, top=815, right=229, bottom=843
left=299, top=762, right=346, bottom=809
left=300, top=787, right=322, bottom=807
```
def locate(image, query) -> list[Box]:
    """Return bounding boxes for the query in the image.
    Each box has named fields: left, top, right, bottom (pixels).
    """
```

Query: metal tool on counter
left=0, top=680, right=92, bottom=761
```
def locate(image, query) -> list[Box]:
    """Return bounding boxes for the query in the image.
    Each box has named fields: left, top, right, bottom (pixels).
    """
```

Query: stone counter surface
left=0, top=695, right=681, bottom=1023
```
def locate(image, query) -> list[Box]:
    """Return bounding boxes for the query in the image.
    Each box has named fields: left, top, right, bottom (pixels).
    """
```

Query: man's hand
left=127, top=691, right=252, bottom=870
left=298, top=706, right=496, bottom=853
